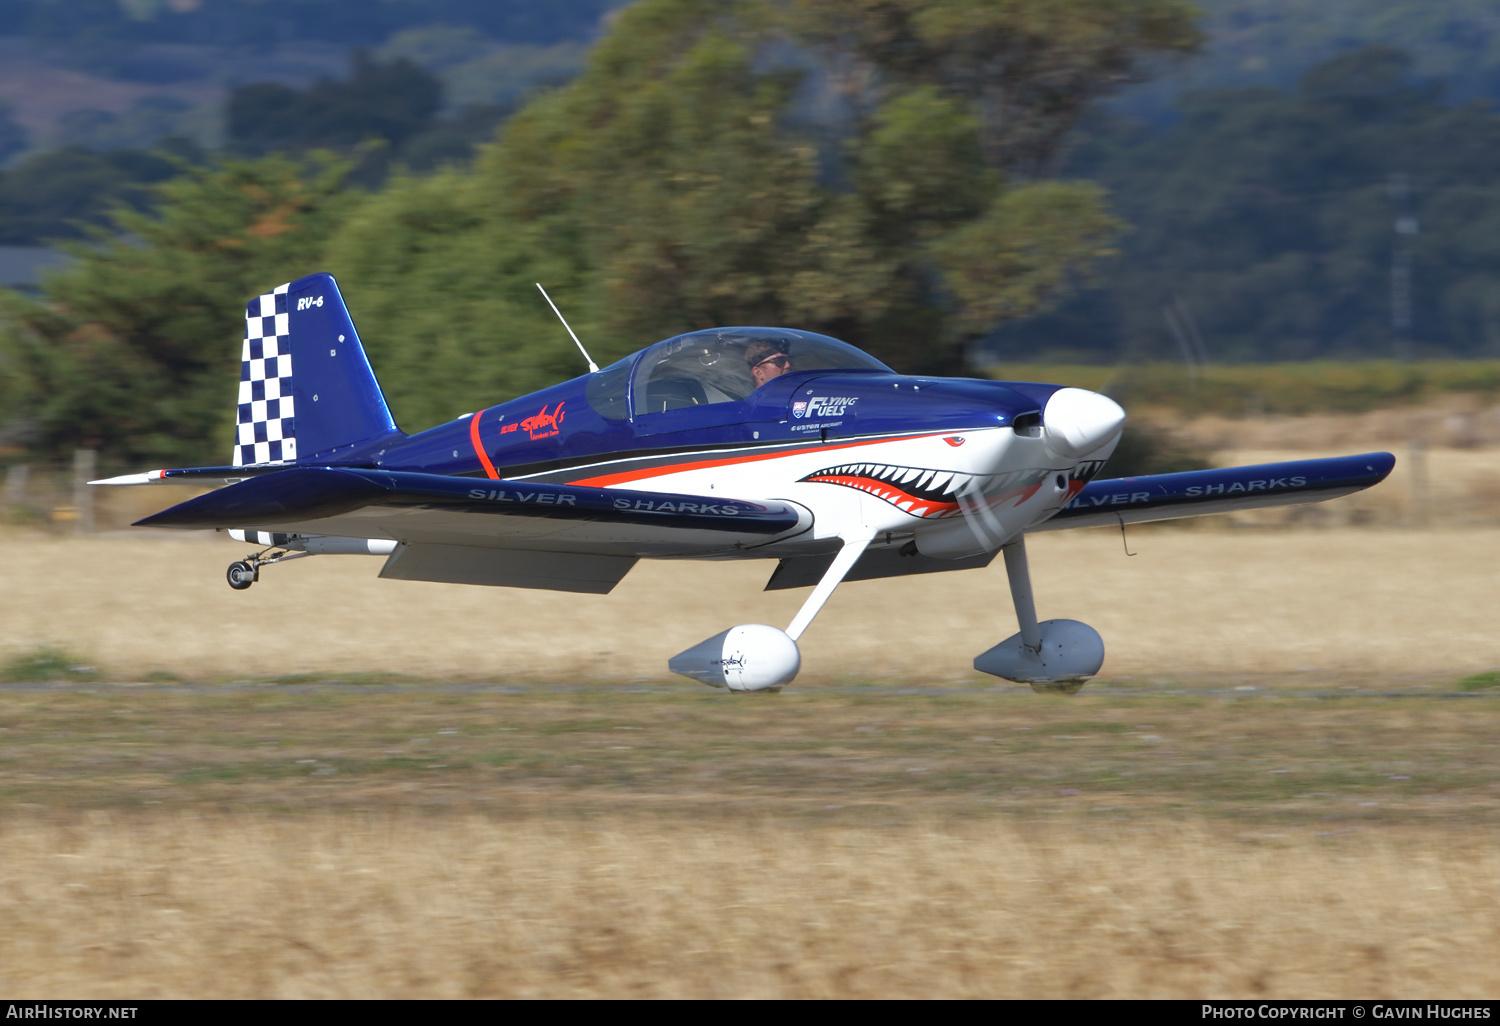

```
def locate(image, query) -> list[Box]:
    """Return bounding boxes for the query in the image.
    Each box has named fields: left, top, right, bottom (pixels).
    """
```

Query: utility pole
left=1388, top=173, right=1418, bottom=361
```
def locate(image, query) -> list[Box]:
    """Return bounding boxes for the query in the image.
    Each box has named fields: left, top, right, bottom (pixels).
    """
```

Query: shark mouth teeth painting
left=801, top=463, right=1062, bottom=519
left=800, top=463, right=976, bottom=519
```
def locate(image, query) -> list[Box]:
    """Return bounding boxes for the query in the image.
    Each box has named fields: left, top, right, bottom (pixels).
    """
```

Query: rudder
left=234, top=272, right=401, bottom=467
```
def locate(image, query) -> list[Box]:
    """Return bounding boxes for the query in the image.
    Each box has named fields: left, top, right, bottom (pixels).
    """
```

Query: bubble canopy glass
left=627, top=327, right=892, bottom=416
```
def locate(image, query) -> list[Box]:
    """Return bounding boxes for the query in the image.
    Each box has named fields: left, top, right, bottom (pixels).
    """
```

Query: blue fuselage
left=374, top=369, right=1062, bottom=484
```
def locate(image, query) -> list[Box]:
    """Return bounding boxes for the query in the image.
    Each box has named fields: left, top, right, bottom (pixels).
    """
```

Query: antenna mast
left=535, top=283, right=599, bottom=373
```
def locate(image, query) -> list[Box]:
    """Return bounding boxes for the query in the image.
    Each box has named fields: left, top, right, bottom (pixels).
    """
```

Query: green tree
left=321, top=168, right=592, bottom=431
left=2, top=0, right=1201, bottom=466
left=786, top=0, right=1202, bottom=173
left=0, top=146, right=191, bottom=246
left=328, top=0, right=1197, bottom=386
left=0, top=155, right=355, bottom=468
left=0, top=101, right=27, bottom=164
left=228, top=52, right=443, bottom=156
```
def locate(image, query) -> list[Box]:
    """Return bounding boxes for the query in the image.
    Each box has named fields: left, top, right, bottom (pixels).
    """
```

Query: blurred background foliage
left=994, top=44, right=1500, bottom=365
left=0, top=156, right=354, bottom=466
left=1, top=0, right=1500, bottom=471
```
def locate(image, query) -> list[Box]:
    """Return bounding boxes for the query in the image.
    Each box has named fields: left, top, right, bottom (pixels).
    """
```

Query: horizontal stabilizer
left=134, top=466, right=801, bottom=538
left=92, top=465, right=290, bottom=486
left=1032, top=452, right=1395, bottom=532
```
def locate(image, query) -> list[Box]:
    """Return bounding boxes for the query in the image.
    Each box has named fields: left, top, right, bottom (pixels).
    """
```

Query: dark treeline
left=225, top=50, right=512, bottom=181
left=0, top=0, right=605, bottom=243
left=0, top=49, right=511, bottom=243
left=1115, top=0, right=1500, bottom=123
left=0, top=0, right=621, bottom=54
left=0, top=48, right=485, bottom=243
left=0, top=144, right=198, bottom=246
left=989, top=45, right=1500, bottom=364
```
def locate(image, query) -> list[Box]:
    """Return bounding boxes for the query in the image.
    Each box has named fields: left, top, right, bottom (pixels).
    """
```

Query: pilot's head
left=746, top=339, right=792, bottom=387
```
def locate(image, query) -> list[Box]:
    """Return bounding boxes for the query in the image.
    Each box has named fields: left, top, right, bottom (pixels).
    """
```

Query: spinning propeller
left=952, top=387, right=1126, bottom=555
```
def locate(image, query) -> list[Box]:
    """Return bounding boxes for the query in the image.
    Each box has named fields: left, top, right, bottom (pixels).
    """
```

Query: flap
left=380, top=544, right=636, bottom=593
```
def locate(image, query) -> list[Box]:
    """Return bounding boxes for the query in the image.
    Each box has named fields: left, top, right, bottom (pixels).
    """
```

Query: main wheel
left=227, top=561, right=256, bottom=590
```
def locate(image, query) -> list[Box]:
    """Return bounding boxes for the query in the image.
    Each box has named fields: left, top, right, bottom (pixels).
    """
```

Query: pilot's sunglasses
left=755, top=354, right=792, bottom=370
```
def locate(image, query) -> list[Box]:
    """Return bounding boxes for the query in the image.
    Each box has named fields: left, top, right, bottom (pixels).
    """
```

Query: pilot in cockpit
left=746, top=339, right=792, bottom=389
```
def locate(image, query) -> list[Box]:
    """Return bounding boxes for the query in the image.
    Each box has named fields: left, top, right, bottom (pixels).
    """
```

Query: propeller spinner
left=1041, top=388, right=1126, bottom=460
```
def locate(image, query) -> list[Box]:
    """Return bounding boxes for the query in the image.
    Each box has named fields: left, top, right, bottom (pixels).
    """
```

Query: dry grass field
left=5, top=683, right=1497, bottom=819
left=4, top=814, right=1498, bottom=999
left=2, top=520, right=1498, bottom=683
left=3, top=468, right=1500, bottom=997
left=3, top=679, right=1499, bottom=997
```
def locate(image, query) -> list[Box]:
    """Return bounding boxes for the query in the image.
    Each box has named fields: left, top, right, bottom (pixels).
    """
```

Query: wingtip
left=1363, top=451, right=1398, bottom=480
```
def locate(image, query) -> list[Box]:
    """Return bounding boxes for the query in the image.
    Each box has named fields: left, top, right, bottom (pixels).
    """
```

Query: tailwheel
left=225, top=540, right=312, bottom=591
left=226, top=560, right=257, bottom=590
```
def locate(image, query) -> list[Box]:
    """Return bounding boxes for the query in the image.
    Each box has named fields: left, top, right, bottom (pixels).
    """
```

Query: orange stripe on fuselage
left=567, top=433, right=953, bottom=487
left=469, top=410, right=500, bottom=480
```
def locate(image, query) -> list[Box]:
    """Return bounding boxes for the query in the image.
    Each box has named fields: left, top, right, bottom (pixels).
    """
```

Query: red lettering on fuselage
left=521, top=402, right=566, bottom=441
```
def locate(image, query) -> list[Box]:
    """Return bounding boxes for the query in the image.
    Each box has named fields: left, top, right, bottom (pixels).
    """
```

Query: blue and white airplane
left=96, top=273, right=1395, bottom=692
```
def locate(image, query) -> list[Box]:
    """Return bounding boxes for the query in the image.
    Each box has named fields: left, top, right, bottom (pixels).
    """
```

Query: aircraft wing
left=135, top=465, right=807, bottom=559
left=1030, top=452, right=1395, bottom=532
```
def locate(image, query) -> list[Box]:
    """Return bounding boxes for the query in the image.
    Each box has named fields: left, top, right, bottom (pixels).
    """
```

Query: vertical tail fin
left=234, top=272, right=402, bottom=467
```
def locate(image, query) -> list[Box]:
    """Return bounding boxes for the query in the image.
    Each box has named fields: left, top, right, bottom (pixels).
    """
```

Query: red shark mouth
left=800, top=463, right=976, bottom=519
left=802, top=462, right=1075, bottom=519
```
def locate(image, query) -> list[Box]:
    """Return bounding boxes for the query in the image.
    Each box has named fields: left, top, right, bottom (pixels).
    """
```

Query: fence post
left=3, top=463, right=28, bottom=507
left=1406, top=438, right=1428, bottom=528
left=72, top=449, right=96, bottom=535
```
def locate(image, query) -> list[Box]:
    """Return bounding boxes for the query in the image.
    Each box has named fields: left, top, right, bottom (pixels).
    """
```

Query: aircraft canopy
left=626, top=327, right=890, bottom=416
left=584, top=327, right=891, bottom=420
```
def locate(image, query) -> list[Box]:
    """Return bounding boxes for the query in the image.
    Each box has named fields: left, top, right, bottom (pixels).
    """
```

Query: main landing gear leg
left=225, top=543, right=312, bottom=591
left=973, top=535, right=1105, bottom=693
left=670, top=530, right=876, bottom=693
left=1002, top=539, right=1043, bottom=654
left=785, top=530, right=875, bottom=642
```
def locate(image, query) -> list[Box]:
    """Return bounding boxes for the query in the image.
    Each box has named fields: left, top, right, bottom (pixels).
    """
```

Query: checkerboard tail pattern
left=234, top=283, right=297, bottom=467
